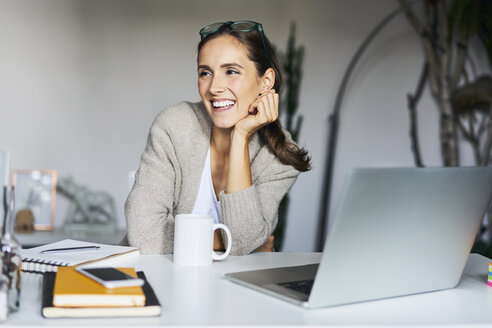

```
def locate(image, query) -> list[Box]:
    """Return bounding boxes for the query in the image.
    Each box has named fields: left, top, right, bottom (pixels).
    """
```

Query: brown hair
left=197, top=24, right=311, bottom=172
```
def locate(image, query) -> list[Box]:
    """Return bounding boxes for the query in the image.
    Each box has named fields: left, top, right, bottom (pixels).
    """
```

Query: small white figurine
left=57, top=176, right=116, bottom=233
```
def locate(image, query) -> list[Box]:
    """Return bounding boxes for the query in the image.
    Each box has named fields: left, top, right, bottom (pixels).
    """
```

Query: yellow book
left=53, top=267, right=146, bottom=307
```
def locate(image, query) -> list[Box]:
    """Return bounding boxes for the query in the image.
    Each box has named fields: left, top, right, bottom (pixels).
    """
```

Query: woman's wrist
left=226, top=127, right=253, bottom=194
left=231, top=126, right=251, bottom=143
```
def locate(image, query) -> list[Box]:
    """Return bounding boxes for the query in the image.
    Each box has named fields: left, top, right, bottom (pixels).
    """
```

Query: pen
left=41, top=245, right=101, bottom=254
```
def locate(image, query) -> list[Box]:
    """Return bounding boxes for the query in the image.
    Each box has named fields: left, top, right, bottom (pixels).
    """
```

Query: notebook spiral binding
left=22, top=258, right=70, bottom=274
left=20, top=239, right=140, bottom=274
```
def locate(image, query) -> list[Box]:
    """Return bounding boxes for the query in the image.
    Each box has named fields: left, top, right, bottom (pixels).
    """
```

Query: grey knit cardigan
left=124, top=101, right=300, bottom=255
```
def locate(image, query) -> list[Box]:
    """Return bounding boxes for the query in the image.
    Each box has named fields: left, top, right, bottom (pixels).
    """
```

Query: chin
left=211, top=119, right=237, bottom=130
left=208, top=112, right=240, bottom=128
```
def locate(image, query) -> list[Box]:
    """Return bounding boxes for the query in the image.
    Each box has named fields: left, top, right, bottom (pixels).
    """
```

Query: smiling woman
left=124, top=20, right=311, bottom=255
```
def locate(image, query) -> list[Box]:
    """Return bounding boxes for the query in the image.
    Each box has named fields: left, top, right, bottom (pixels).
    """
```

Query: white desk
left=5, top=252, right=492, bottom=327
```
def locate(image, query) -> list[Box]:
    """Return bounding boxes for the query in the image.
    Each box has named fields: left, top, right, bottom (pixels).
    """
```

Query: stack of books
left=23, top=239, right=162, bottom=318
left=42, top=266, right=161, bottom=318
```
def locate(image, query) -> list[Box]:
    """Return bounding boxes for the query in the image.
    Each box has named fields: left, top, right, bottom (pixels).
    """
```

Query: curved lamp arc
left=316, top=0, right=421, bottom=251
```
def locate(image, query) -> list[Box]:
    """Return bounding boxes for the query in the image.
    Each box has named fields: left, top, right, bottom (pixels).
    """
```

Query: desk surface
left=5, top=252, right=492, bottom=327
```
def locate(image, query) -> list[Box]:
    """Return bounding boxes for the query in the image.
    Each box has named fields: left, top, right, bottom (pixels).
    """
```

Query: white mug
left=173, top=214, right=232, bottom=266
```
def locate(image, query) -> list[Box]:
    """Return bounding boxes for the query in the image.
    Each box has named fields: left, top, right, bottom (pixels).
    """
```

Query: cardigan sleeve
left=125, top=115, right=179, bottom=254
left=219, top=157, right=299, bottom=255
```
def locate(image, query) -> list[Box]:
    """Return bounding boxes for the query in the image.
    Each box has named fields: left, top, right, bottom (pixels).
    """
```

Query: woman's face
left=197, top=35, right=263, bottom=129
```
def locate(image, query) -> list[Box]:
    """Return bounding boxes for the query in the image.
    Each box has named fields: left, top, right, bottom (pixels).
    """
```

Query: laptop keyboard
left=278, top=279, right=314, bottom=296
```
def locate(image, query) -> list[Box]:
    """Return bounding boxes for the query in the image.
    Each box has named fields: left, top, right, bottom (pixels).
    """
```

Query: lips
left=211, top=99, right=236, bottom=113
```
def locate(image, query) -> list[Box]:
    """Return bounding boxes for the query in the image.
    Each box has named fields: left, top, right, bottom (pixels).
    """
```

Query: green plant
left=401, top=0, right=492, bottom=256
left=401, top=0, right=492, bottom=167
left=274, top=22, right=305, bottom=251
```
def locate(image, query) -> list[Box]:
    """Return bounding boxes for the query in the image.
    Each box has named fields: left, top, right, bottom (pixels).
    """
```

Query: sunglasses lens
left=231, top=21, right=257, bottom=32
left=200, top=22, right=225, bottom=37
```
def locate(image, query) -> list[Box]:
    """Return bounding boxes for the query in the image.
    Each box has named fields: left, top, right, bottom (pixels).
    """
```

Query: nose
left=209, top=75, right=226, bottom=95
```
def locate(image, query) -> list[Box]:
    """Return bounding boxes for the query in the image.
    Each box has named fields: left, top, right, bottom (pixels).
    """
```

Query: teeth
left=212, top=100, right=235, bottom=108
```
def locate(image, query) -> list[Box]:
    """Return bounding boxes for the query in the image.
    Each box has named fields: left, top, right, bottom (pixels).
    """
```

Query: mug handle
left=212, top=224, right=232, bottom=260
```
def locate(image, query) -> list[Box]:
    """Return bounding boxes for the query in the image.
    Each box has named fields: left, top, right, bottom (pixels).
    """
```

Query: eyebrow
left=197, top=63, right=244, bottom=71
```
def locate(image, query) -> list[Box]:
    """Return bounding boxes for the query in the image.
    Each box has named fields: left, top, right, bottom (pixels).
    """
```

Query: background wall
left=0, top=0, right=479, bottom=250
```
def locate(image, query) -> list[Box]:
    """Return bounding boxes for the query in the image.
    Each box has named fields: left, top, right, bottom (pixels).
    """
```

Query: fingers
left=255, top=90, right=279, bottom=123
left=259, top=89, right=275, bottom=96
left=267, top=94, right=277, bottom=120
left=238, top=90, right=279, bottom=138
left=248, top=96, right=262, bottom=114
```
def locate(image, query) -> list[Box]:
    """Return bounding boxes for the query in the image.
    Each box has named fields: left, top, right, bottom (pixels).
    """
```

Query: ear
left=260, top=68, right=275, bottom=91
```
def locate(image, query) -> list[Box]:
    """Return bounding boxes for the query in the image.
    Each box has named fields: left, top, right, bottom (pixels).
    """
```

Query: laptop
left=225, top=167, right=492, bottom=308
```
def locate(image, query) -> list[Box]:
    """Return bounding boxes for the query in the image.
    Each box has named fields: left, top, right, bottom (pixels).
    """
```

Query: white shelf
left=16, top=229, right=127, bottom=247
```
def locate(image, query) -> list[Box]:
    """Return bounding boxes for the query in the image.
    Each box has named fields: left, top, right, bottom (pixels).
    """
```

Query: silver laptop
left=225, top=167, right=492, bottom=308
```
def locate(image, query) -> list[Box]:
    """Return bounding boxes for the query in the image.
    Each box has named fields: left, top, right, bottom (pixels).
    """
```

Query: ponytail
left=258, top=121, right=311, bottom=172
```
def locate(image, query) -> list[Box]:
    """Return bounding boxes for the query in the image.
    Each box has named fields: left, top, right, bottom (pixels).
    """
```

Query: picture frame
left=11, top=170, right=57, bottom=231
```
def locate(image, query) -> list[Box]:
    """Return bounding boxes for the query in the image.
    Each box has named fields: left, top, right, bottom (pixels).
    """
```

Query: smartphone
left=76, top=267, right=144, bottom=288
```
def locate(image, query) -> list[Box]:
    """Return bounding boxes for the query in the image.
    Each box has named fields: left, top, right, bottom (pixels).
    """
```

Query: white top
left=192, top=147, right=221, bottom=224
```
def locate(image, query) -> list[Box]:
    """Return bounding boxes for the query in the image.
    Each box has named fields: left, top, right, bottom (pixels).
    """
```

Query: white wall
left=0, top=0, right=478, bottom=250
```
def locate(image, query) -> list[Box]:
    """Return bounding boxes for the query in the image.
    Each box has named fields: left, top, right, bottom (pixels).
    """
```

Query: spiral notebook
left=21, top=239, right=140, bottom=273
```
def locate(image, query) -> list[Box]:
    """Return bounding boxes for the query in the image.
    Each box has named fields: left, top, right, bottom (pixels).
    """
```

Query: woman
left=125, top=21, right=310, bottom=255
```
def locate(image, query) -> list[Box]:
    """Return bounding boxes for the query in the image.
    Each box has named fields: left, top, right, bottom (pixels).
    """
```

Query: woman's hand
left=234, top=89, right=279, bottom=139
left=215, top=231, right=275, bottom=253
left=224, top=89, right=278, bottom=199
left=255, top=235, right=275, bottom=252
left=214, top=229, right=225, bottom=251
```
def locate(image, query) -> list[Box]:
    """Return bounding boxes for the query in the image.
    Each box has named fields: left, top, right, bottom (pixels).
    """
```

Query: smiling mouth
left=211, top=100, right=236, bottom=113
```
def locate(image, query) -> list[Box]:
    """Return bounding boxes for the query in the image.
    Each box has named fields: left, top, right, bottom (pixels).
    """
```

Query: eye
left=198, top=70, right=212, bottom=77
left=226, top=69, right=240, bottom=75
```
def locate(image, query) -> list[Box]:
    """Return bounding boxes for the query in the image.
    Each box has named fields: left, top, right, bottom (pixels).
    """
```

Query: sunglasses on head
left=199, top=20, right=271, bottom=68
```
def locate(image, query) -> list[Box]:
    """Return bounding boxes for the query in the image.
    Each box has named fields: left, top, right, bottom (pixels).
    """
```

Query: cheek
left=197, top=79, right=209, bottom=98
left=235, top=82, right=259, bottom=109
